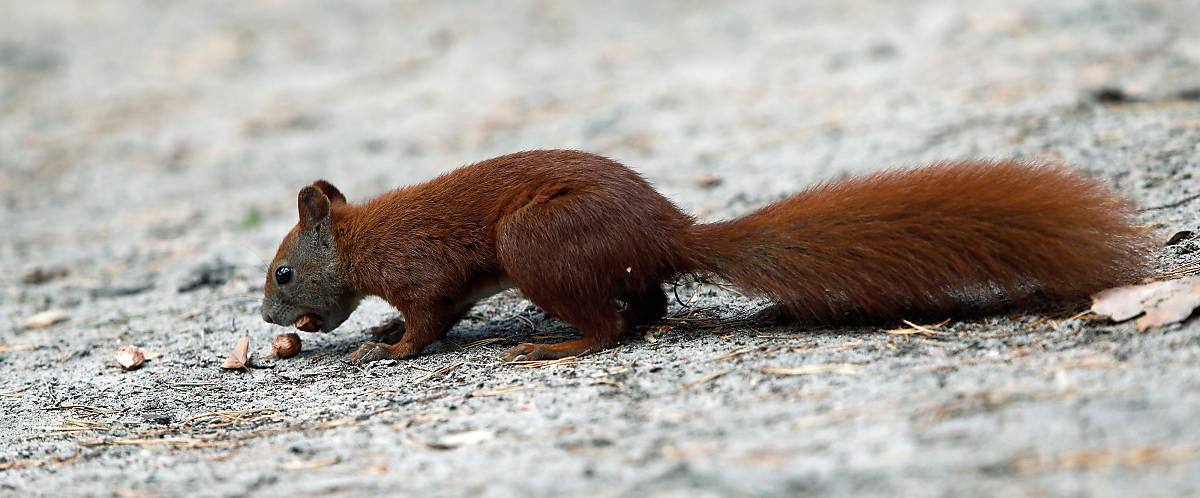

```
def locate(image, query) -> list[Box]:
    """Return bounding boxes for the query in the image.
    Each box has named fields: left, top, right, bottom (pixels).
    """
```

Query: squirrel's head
left=261, top=180, right=361, bottom=333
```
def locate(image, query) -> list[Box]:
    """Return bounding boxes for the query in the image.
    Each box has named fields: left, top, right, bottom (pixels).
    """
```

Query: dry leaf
left=1091, top=277, right=1200, bottom=331
left=21, top=309, right=68, bottom=329
left=222, top=337, right=250, bottom=369
left=116, top=346, right=145, bottom=370
left=271, top=333, right=301, bottom=359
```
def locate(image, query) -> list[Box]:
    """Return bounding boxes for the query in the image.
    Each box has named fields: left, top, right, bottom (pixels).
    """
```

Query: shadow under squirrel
left=260, top=149, right=1150, bottom=363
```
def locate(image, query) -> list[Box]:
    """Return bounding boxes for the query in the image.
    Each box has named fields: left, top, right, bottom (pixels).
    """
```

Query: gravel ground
left=3, top=0, right=1200, bottom=496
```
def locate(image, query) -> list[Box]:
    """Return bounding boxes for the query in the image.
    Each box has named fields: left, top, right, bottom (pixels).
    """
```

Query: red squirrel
left=260, top=149, right=1150, bottom=363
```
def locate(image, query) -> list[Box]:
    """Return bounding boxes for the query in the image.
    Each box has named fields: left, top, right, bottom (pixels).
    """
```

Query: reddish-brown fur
left=264, top=150, right=1151, bottom=363
left=685, top=160, right=1151, bottom=322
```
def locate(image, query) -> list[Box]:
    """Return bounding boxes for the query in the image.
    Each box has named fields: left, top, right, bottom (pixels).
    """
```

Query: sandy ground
left=2, top=0, right=1200, bottom=496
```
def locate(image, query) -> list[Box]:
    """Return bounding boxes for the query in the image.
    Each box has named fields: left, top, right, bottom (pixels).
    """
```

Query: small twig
left=514, top=314, right=536, bottom=331
left=886, top=319, right=950, bottom=336
left=757, top=363, right=859, bottom=375
left=277, top=456, right=340, bottom=471
left=34, top=426, right=100, bottom=434
left=1063, top=309, right=1096, bottom=322
left=0, top=456, right=75, bottom=471
left=1158, top=261, right=1200, bottom=278
left=788, top=342, right=864, bottom=353
left=685, top=281, right=705, bottom=306
left=79, top=437, right=215, bottom=448
left=349, top=363, right=379, bottom=378
left=0, top=385, right=32, bottom=397
left=507, top=356, right=595, bottom=369
left=0, top=344, right=38, bottom=353
left=415, top=361, right=463, bottom=383
left=356, top=388, right=402, bottom=397
left=446, top=337, right=504, bottom=353
left=471, top=384, right=538, bottom=397
left=712, top=345, right=751, bottom=361
left=663, top=316, right=720, bottom=324
left=681, top=370, right=731, bottom=390
left=591, top=378, right=623, bottom=389
left=40, top=405, right=121, bottom=414
left=1141, top=192, right=1200, bottom=211
left=670, top=275, right=704, bottom=309
left=708, top=281, right=745, bottom=297
left=183, top=409, right=280, bottom=426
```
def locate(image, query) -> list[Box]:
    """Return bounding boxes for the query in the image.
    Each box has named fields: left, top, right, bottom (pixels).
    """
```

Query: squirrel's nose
left=261, top=308, right=274, bottom=324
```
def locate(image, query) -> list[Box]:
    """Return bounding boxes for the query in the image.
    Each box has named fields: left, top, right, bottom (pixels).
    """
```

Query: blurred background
left=4, top=0, right=1197, bottom=265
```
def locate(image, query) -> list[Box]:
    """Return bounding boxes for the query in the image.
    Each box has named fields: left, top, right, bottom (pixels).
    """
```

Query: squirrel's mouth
left=294, top=313, right=325, bottom=332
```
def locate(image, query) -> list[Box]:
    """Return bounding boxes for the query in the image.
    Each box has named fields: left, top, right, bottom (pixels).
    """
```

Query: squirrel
left=260, top=149, right=1151, bottom=364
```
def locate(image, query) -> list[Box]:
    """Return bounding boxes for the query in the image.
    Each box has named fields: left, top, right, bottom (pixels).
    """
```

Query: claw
left=501, top=343, right=542, bottom=363
left=345, top=341, right=396, bottom=364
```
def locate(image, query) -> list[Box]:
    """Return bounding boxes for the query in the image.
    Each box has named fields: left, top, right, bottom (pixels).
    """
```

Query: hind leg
left=501, top=302, right=626, bottom=362
left=494, top=207, right=631, bottom=361
left=493, top=185, right=678, bottom=362
left=621, top=285, right=667, bottom=326
left=750, top=304, right=798, bottom=325
left=500, top=287, right=665, bottom=361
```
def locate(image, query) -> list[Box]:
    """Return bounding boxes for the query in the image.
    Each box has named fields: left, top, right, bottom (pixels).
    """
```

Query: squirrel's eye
left=274, top=266, right=293, bottom=285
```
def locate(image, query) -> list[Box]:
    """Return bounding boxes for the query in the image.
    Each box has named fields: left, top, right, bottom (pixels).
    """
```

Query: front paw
left=346, top=341, right=396, bottom=364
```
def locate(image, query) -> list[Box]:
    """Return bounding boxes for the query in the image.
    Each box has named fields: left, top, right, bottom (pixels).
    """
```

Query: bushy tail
left=681, top=160, right=1152, bottom=323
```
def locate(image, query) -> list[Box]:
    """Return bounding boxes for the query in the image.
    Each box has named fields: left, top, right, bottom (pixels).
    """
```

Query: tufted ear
left=298, top=185, right=331, bottom=231
left=312, top=179, right=346, bottom=205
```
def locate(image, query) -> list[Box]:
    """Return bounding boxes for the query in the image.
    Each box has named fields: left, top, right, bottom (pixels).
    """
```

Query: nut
left=271, top=333, right=302, bottom=359
left=294, top=314, right=323, bottom=332
left=116, top=345, right=145, bottom=370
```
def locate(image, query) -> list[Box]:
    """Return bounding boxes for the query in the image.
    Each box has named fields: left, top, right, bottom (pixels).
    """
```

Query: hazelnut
left=271, top=333, right=302, bottom=359
left=294, top=314, right=323, bottom=332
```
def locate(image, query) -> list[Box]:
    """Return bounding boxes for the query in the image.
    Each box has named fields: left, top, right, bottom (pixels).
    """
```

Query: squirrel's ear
left=312, top=180, right=346, bottom=205
left=298, top=185, right=331, bottom=230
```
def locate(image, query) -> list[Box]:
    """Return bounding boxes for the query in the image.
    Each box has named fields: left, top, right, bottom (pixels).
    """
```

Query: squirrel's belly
left=464, top=277, right=514, bottom=304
